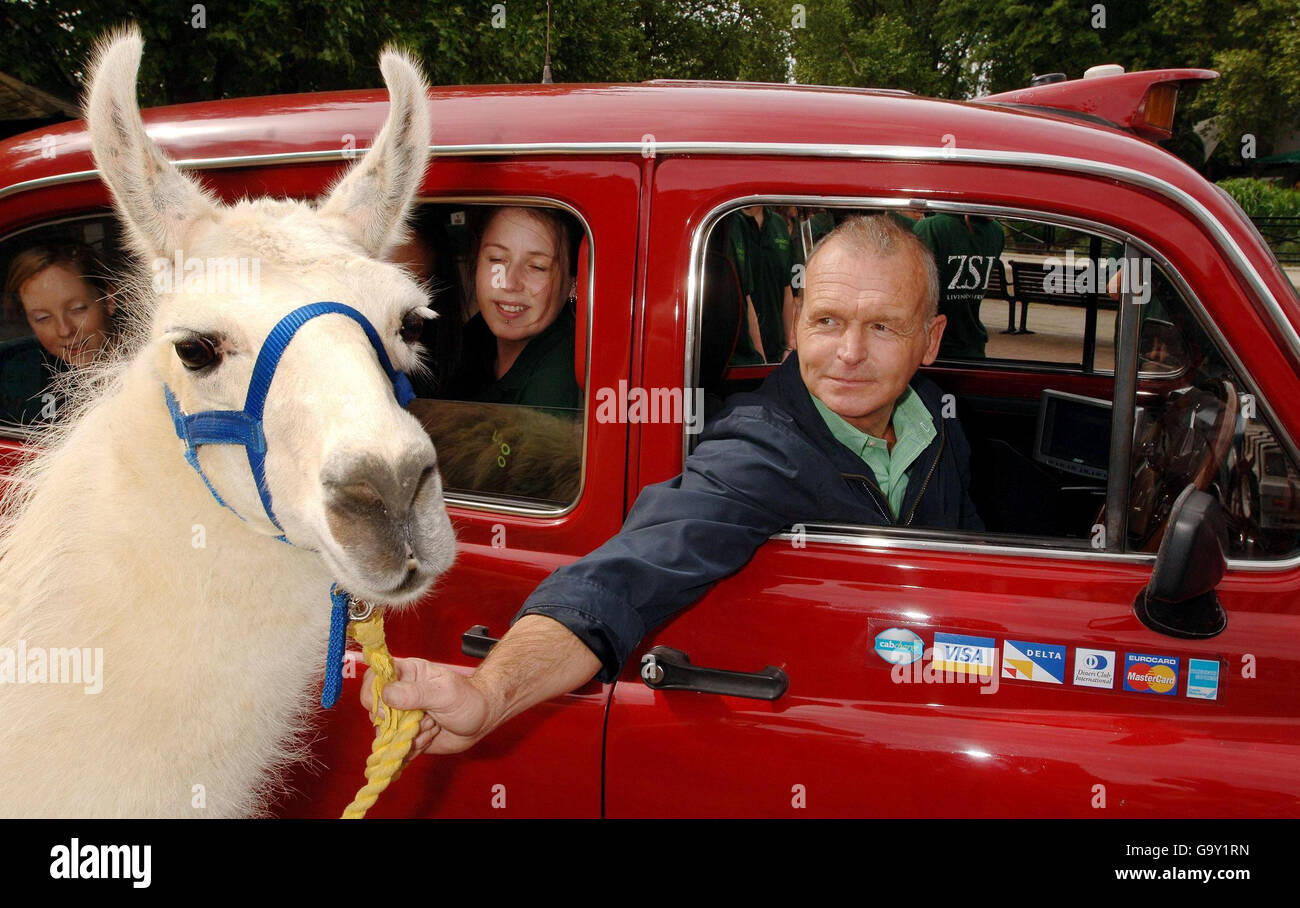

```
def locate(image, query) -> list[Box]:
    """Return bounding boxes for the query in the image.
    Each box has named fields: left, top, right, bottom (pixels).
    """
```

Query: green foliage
left=1, top=0, right=1297, bottom=178
left=1216, top=178, right=1300, bottom=218
left=0, top=0, right=795, bottom=106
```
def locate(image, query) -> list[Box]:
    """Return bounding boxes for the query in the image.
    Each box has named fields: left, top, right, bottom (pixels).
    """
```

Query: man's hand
left=361, top=658, right=492, bottom=761
left=358, top=615, right=603, bottom=766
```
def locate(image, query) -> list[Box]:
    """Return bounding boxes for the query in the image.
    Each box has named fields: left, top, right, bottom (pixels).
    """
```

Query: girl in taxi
left=443, top=206, right=581, bottom=412
left=1, top=243, right=118, bottom=425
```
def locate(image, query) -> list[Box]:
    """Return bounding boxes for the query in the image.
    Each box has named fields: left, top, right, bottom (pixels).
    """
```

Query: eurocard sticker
left=1072, top=648, right=1116, bottom=689
left=1187, top=658, right=1221, bottom=700
left=932, top=632, right=997, bottom=678
left=1123, top=652, right=1179, bottom=695
left=1001, top=639, right=1066, bottom=684
left=873, top=627, right=925, bottom=666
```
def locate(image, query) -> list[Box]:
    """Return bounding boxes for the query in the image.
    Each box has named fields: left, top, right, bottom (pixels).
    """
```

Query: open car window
left=401, top=201, right=587, bottom=512
left=0, top=213, right=125, bottom=433
left=694, top=201, right=1300, bottom=559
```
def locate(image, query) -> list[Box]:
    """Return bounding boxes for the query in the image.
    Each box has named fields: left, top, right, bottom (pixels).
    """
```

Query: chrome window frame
left=402, top=196, right=594, bottom=518
left=4, top=139, right=1298, bottom=546
left=0, top=197, right=595, bottom=519
left=685, top=195, right=1300, bottom=572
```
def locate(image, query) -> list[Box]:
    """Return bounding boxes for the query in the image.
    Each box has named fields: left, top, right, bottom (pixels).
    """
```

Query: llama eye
left=174, top=336, right=219, bottom=371
left=399, top=311, right=424, bottom=344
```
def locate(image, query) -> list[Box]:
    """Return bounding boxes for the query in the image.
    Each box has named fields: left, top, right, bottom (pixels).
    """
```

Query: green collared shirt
left=812, top=386, right=936, bottom=519
left=445, top=306, right=581, bottom=412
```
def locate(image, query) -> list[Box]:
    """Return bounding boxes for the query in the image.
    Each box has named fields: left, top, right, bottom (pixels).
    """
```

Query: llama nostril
left=414, top=462, right=436, bottom=494
left=325, top=480, right=388, bottom=518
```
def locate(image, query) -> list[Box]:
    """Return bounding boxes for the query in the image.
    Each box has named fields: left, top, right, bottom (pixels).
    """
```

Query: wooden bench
left=1005, top=259, right=1113, bottom=334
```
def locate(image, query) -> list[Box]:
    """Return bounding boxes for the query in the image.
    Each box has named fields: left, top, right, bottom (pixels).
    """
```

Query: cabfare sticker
left=873, top=627, right=925, bottom=666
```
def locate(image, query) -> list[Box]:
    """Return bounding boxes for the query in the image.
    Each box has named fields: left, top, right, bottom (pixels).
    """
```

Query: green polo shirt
left=726, top=208, right=794, bottom=364
left=812, top=386, right=936, bottom=519
left=913, top=213, right=1005, bottom=360
left=446, top=306, right=580, bottom=412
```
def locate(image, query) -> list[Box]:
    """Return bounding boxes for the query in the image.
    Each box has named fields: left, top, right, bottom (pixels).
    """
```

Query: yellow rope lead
left=341, top=609, right=420, bottom=819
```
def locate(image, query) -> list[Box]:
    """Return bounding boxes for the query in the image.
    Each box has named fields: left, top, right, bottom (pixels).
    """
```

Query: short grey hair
left=804, top=213, right=940, bottom=319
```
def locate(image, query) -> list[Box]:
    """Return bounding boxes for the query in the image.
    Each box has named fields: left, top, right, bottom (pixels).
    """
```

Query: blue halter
left=164, top=302, right=415, bottom=708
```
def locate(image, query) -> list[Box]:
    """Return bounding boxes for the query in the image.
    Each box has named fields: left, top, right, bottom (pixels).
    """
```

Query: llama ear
left=318, top=47, right=431, bottom=258
left=84, top=27, right=218, bottom=262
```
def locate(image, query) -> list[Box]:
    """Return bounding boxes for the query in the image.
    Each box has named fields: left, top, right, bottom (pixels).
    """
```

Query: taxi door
left=600, top=155, right=1300, bottom=818
left=275, top=155, right=641, bottom=818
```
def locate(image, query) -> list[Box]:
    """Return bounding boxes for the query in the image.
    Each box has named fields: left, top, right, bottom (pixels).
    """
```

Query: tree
left=0, top=1, right=796, bottom=108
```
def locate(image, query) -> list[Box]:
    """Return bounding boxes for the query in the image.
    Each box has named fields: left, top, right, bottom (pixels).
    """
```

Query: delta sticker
left=1001, top=639, right=1066, bottom=684
left=1124, top=652, right=1180, bottom=695
left=1072, top=648, right=1116, bottom=689
left=932, top=633, right=997, bottom=678
left=1187, top=658, right=1221, bottom=700
left=874, top=627, right=925, bottom=665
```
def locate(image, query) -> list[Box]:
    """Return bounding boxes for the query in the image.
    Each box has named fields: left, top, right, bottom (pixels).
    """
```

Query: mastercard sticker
left=1123, top=652, right=1180, bottom=696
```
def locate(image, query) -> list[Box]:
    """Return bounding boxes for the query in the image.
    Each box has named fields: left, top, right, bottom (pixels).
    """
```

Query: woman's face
left=475, top=209, right=570, bottom=343
left=19, top=263, right=115, bottom=367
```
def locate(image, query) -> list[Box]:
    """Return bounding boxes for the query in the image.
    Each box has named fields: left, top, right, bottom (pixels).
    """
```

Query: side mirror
left=1138, top=317, right=1188, bottom=373
left=1134, top=485, right=1228, bottom=638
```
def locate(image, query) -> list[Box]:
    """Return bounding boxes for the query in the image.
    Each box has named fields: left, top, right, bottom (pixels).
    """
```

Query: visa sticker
left=1187, top=658, right=1220, bottom=700
left=933, top=633, right=997, bottom=678
left=1072, top=648, right=1116, bottom=689
left=1001, top=639, right=1066, bottom=684
left=1124, top=652, right=1180, bottom=695
left=874, top=627, right=925, bottom=665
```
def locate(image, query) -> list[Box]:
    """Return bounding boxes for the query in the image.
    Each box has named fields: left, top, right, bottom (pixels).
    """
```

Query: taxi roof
left=0, top=77, right=1294, bottom=382
left=0, top=80, right=1205, bottom=197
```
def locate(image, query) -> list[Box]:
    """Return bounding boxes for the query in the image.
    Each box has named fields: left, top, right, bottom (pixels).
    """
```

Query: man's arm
left=365, top=405, right=822, bottom=758
left=782, top=284, right=796, bottom=352
left=745, top=295, right=766, bottom=361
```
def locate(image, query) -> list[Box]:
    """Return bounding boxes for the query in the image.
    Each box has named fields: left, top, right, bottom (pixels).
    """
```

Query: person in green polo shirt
left=725, top=206, right=796, bottom=364
left=913, top=213, right=1005, bottom=360
left=443, top=206, right=581, bottom=412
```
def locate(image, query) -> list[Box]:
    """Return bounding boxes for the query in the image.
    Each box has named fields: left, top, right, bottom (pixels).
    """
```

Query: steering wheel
left=1120, top=380, right=1237, bottom=553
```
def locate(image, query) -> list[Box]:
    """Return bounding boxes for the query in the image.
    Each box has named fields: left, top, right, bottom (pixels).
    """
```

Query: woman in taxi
left=443, top=206, right=581, bottom=412
left=1, top=243, right=118, bottom=425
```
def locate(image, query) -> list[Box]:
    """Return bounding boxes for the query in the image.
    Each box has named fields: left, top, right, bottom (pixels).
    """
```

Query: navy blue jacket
left=515, top=353, right=983, bottom=682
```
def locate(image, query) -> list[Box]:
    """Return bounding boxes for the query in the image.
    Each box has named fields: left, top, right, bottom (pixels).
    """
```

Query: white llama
left=0, top=29, right=455, bottom=817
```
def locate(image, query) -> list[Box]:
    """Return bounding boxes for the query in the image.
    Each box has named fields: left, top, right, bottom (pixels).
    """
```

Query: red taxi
left=0, top=68, right=1296, bottom=817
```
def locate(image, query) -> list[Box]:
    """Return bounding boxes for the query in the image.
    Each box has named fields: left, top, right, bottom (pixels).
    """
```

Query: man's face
left=795, top=240, right=945, bottom=437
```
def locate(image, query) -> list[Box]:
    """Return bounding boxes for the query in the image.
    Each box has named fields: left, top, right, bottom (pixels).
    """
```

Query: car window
left=0, top=213, right=126, bottom=432
left=1127, top=262, right=1300, bottom=559
left=400, top=201, right=586, bottom=511
left=697, top=203, right=1130, bottom=544
left=693, top=201, right=1300, bottom=555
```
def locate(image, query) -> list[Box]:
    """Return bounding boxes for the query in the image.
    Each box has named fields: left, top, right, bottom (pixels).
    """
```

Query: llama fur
left=0, top=28, right=451, bottom=818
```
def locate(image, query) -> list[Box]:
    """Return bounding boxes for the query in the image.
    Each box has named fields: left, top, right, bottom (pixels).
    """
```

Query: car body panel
left=0, top=80, right=1295, bottom=818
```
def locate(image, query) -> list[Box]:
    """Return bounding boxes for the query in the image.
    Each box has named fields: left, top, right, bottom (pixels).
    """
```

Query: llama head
left=83, top=28, right=454, bottom=604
